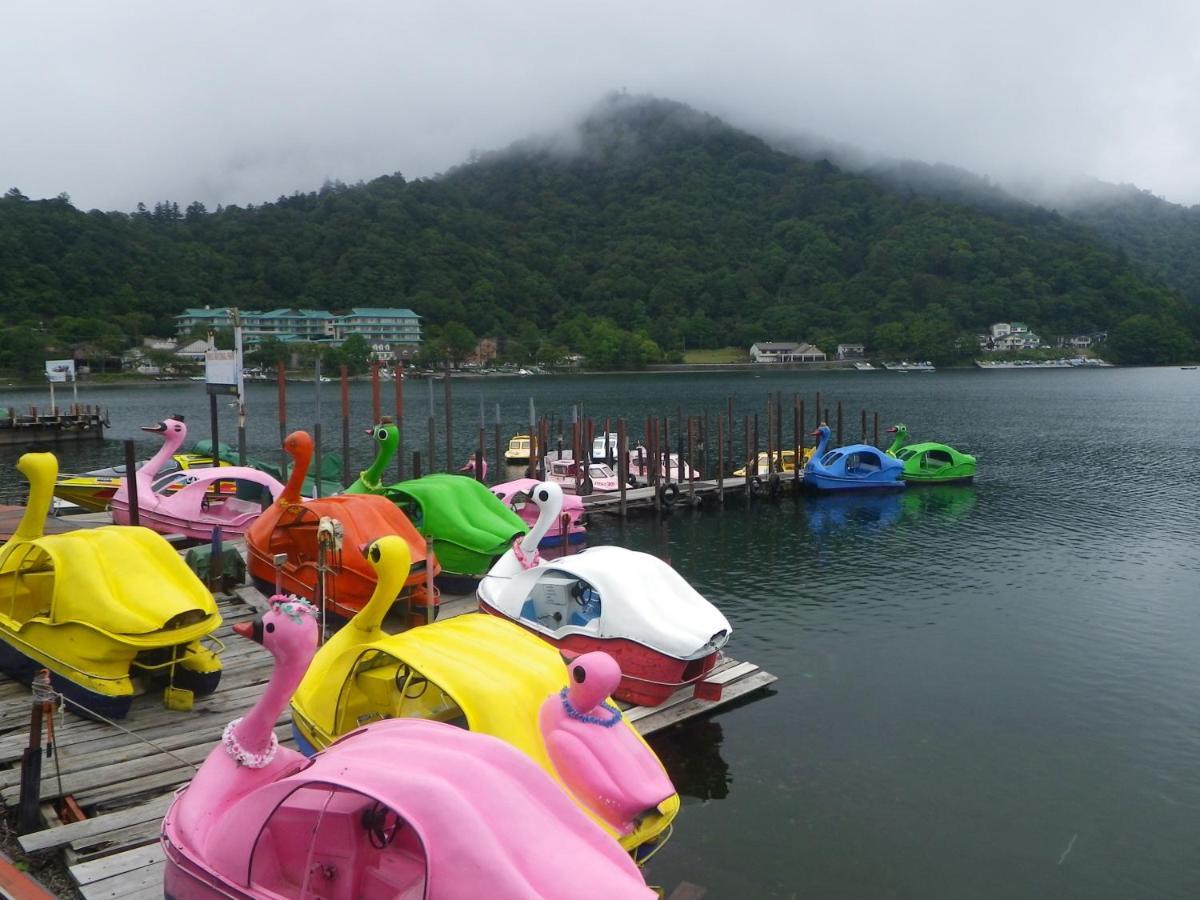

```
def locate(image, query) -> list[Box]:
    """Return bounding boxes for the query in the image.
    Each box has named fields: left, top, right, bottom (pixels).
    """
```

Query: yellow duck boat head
left=291, top=534, right=680, bottom=857
left=0, top=453, right=223, bottom=718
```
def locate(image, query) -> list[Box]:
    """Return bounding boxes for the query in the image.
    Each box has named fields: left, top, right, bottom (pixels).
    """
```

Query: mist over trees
left=1, top=95, right=1196, bottom=374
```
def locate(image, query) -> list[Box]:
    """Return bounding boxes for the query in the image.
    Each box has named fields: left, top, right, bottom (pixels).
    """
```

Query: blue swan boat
left=803, top=424, right=905, bottom=492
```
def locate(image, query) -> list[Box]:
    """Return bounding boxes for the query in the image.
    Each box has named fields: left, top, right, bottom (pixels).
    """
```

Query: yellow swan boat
left=0, top=453, right=223, bottom=718
left=291, top=536, right=679, bottom=858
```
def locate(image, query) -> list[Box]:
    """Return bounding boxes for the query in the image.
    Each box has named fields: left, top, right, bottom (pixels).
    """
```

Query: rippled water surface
left=2, top=368, right=1198, bottom=898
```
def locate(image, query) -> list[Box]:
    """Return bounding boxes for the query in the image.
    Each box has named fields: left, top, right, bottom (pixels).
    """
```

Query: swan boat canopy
left=290, top=536, right=678, bottom=856
left=0, top=453, right=222, bottom=717
left=478, top=482, right=731, bottom=706
left=162, top=594, right=654, bottom=899
left=885, top=424, right=977, bottom=484
left=802, top=424, right=905, bottom=492
left=491, top=477, right=586, bottom=547
left=245, top=431, right=439, bottom=623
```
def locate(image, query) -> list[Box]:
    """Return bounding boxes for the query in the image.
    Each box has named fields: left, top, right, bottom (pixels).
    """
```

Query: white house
left=750, top=342, right=827, bottom=363
left=986, top=322, right=1042, bottom=351
left=836, top=343, right=866, bottom=360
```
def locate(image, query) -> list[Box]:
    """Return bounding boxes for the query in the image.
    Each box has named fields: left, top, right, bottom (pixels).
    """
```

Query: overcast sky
left=5, top=1, right=1199, bottom=211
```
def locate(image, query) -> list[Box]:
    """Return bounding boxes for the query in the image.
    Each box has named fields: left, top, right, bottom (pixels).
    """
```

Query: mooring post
left=794, top=394, right=802, bottom=488
left=726, top=396, right=734, bottom=477
left=861, top=408, right=867, bottom=444
left=837, top=401, right=843, bottom=447
left=572, top=421, right=581, bottom=495
left=604, top=416, right=612, bottom=465
left=702, top=409, right=710, bottom=482
left=617, top=418, right=628, bottom=518
left=340, top=364, right=350, bottom=488
left=815, top=391, right=821, bottom=433
left=208, top=391, right=220, bottom=472
left=752, top=412, right=760, bottom=478
left=649, top=417, right=660, bottom=514
left=744, top=414, right=752, bottom=495
left=443, top=362, right=453, bottom=473
left=874, top=412, right=880, bottom=447
left=18, top=670, right=52, bottom=835
left=395, top=361, right=406, bottom=481
left=123, top=439, right=140, bottom=526
left=717, top=413, right=725, bottom=505
left=476, top=428, right=485, bottom=482
left=765, top=396, right=774, bottom=474
left=276, top=361, right=288, bottom=479
left=371, top=360, right=381, bottom=423
left=775, top=391, right=784, bottom=473
left=494, top=423, right=502, bottom=484
left=313, top=358, right=324, bottom=499
left=687, top=416, right=695, bottom=503
left=824, top=407, right=830, bottom=430
left=412, top=450, right=422, bottom=479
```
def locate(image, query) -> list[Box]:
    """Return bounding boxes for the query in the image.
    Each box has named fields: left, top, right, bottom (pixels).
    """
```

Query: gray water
left=2, top=368, right=1198, bottom=898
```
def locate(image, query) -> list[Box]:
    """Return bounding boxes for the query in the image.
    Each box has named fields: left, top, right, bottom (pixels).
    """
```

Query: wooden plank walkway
left=6, top=582, right=774, bottom=898
left=581, top=476, right=803, bottom=514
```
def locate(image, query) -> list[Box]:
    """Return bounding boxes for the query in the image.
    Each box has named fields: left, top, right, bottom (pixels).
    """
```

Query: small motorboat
left=162, top=594, right=654, bottom=899
left=732, top=447, right=814, bottom=477
left=504, top=433, right=537, bottom=463
left=478, top=482, right=731, bottom=706
left=625, top=447, right=699, bottom=485
left=291, top=536, right=679, bottom=858
left=111, top=419, right=285, bottom=540
left=492, top=477, right=586, bottom=547
left=591, top=432, right=627, bottom=465
left=803, top=424, right=905, bottom=492
left=346, top=421, right=526, bottom=587
left=54, top=444, right=233, bottom=513
left=885, top=424, right=977, bottom=484
left=245, top=431, right=439, bottom=623
left=546, top=457, right=621, bottom=494
left=0, top=453, right=222, bottom=718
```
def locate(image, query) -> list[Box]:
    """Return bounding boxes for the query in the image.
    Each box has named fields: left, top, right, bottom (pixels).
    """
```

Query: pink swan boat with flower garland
left=112, top=418, right=284, bottom=540
left=478, top=481, right=732, bottom=706
left=161, top=594, right=654, bottom=899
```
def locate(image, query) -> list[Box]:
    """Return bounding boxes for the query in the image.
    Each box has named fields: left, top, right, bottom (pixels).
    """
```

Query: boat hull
left=803, top=472, right=906, bottom=491
left=479, top=601, right=719, bottom=706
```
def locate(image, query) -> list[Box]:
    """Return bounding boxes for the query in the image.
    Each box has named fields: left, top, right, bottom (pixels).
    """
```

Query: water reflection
left=803, top=491, right=903, bottom=535
left=649, top=718, right=732, bottom=802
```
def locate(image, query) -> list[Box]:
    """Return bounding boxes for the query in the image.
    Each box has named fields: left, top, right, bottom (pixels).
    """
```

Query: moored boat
left=478, top=482, right=731, bottom=706
left=0, top=453, right=222, bottom=717
left=885, top=424, right=977, bottom=484
left=290, top=536, right=679, bottom=858
left=492, top=477, right=587, bottom=547
left=504, top=433, right=537, bottom=463
left=546, top=457, right=621, bottom=494
left=802, top=424, right=905, bottom=491
left=162, top=593, right=654, bottom=899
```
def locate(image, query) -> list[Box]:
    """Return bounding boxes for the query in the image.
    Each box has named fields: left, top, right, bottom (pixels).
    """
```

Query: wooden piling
left=395, top=361, right=405, bottom=481
left=836, top=401, right=843, bottom=447
left=793, top=394, right=802, bottom=487
left=687, top=417, right=695, bottom=503
left=371, top=360, right=381, bottom=424
left=617, top=418, right=628, bottom=518
left=412, top=451, right=422, bottom=479
left=123, top=440, right=140, bottom=526
left=717, top=413, right=725, bottom=505
left=743, top=415, right=752, bottom=495
left=476, top=428, right=485, bottom=482
left=861, top=408, right=867, bottom=444
left=443, top=363, right=453, bottom=473
left=874, top=412, right=880, bottom=447
left=340, top=365, right=351, bottom=487
left=276, top=361, right=288, bottom=479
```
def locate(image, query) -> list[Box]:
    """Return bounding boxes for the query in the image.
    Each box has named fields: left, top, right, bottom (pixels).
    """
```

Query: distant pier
left=0, top=406, right=108, bottom=447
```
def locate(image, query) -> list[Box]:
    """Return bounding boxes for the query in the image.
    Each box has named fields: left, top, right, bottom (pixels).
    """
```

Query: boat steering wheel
left=362, top=801, right=401, bottom=848
left=393, top=663, right=429, bottom=699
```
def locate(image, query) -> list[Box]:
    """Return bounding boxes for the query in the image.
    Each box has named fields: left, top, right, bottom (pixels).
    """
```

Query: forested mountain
left=1, top=94, right=1197, bottom=373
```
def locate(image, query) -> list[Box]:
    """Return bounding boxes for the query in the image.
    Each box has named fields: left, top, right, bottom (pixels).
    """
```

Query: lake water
left=2, top=368, right=1198, bottom=898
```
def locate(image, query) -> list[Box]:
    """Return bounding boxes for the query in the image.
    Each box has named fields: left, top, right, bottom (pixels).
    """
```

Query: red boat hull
left=479, top=601, right=719, bottom=706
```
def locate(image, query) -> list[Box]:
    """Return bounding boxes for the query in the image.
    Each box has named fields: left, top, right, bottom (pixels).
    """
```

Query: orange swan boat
left=245, top=431, right=439, bottom=623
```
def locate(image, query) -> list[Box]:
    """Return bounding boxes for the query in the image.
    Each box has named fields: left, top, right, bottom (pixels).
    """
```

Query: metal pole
left=717, top=413, right=724, bottom=505
left=617, top=418, right=627, bottom=518
left=427, top=376, right=435, bottom=475
left=836, top=400, right=843, bottom=447
left=371, top=360, right=381, bottom=423
left=313, top=357, right=323, bottom=499
left=395, top=361, right=405, bottom=481
left=233, top=309, right=246, bottom=466
left=340, top=365, right=351, bottom=487
left=209, top=391, right=220, bottom=472
left=18, top=670, right=51, bottom=835
left=443, top=362, right=453, bottom=473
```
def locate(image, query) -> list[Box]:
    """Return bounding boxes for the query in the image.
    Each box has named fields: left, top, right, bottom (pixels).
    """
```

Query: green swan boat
left=346, top=422, right=528, bottom=582
left=885, top=424, right=977, bottom=485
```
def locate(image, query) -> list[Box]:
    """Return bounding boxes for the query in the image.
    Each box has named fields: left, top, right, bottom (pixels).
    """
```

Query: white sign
left=205, top=350, right=239, bottom=395
left=45, top=359, right=75, bottom=383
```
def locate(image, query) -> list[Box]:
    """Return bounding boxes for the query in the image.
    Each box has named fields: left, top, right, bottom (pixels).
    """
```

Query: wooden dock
left=7, top=589, right=774, bottom=898
left=581, top=475, right=803, bottom=515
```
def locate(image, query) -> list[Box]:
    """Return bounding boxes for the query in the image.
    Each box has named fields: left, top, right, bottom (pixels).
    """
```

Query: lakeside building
left=836, top=343, right=866, bottom=360
left=750, top=342, right=828, bottom=363
left=982, top=322, right=1043, bottom=351
left=174, top=307, right=422, bottom=357
left=1056, top=332, right=1107, bottom=349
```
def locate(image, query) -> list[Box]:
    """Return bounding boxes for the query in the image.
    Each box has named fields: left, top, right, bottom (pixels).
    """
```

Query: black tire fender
left=657, top=482, right=678, bottom=506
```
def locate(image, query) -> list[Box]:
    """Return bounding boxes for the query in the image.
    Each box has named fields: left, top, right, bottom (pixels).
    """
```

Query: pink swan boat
left=112, top=418, right=284, bottom=540
left=492, top=477, right=586, bottom=547
left=161, top=595, right=654, bottom=899
left=540, top=651, right=678, bottom=851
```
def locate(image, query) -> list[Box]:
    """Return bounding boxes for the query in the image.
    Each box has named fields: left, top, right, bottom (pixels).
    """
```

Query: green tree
left=439, top=322, right=477, bottom=367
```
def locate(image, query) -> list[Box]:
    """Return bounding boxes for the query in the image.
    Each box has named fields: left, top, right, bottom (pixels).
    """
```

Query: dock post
left=476, top=428, right=485, bottom=482
left=836, top=401, right=843, bottom=447
left=276, top=361, right=288, bottom=479
left=649, top=417, right=660, bottom=514
left=426, top=379, right=435, bottom=477
left=340, top=365, right=351, bottom=488
left=726, top=396, right=734, bottom=479
left=412, top=451, right=422, bottom=479
left=744, top=415, right=752, bottom=496
left=395, top=361, right=406, bottom=481
left=824, top=407, right=830, bottom=430
left=765, top=396, right=774, bottom=475
left=494, top=422, right=502, bottom=484
left=313, top=358, right=324, bottom=499
left=617, top=418, right=628, bottom=518
left=794, top=395, right=802, bottom=489
left=687, top=417, right=695, bottom=504
left=603, top=417, right=612, bottom=465
left=18, top=670, right=52, bottom=835
left=123, top=440, right=140, bottom=526
left=874, top=412, right=880, bottom=447
left=371, top=360, right=381, bottom=423
left=861, top=408, right=867, bottom=443
left=815, top=391, right=821, bottom=433
left=443, top=362, right=453, bottom=473
left=717, top=413, right=725, bottom=505
left=775, top=391, right=783, bottom=474
left=752, top=413, right=760, bottom=479
left=208, top=391, right=220, bottom=472
left=702, top=409, right=710, bottom=481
